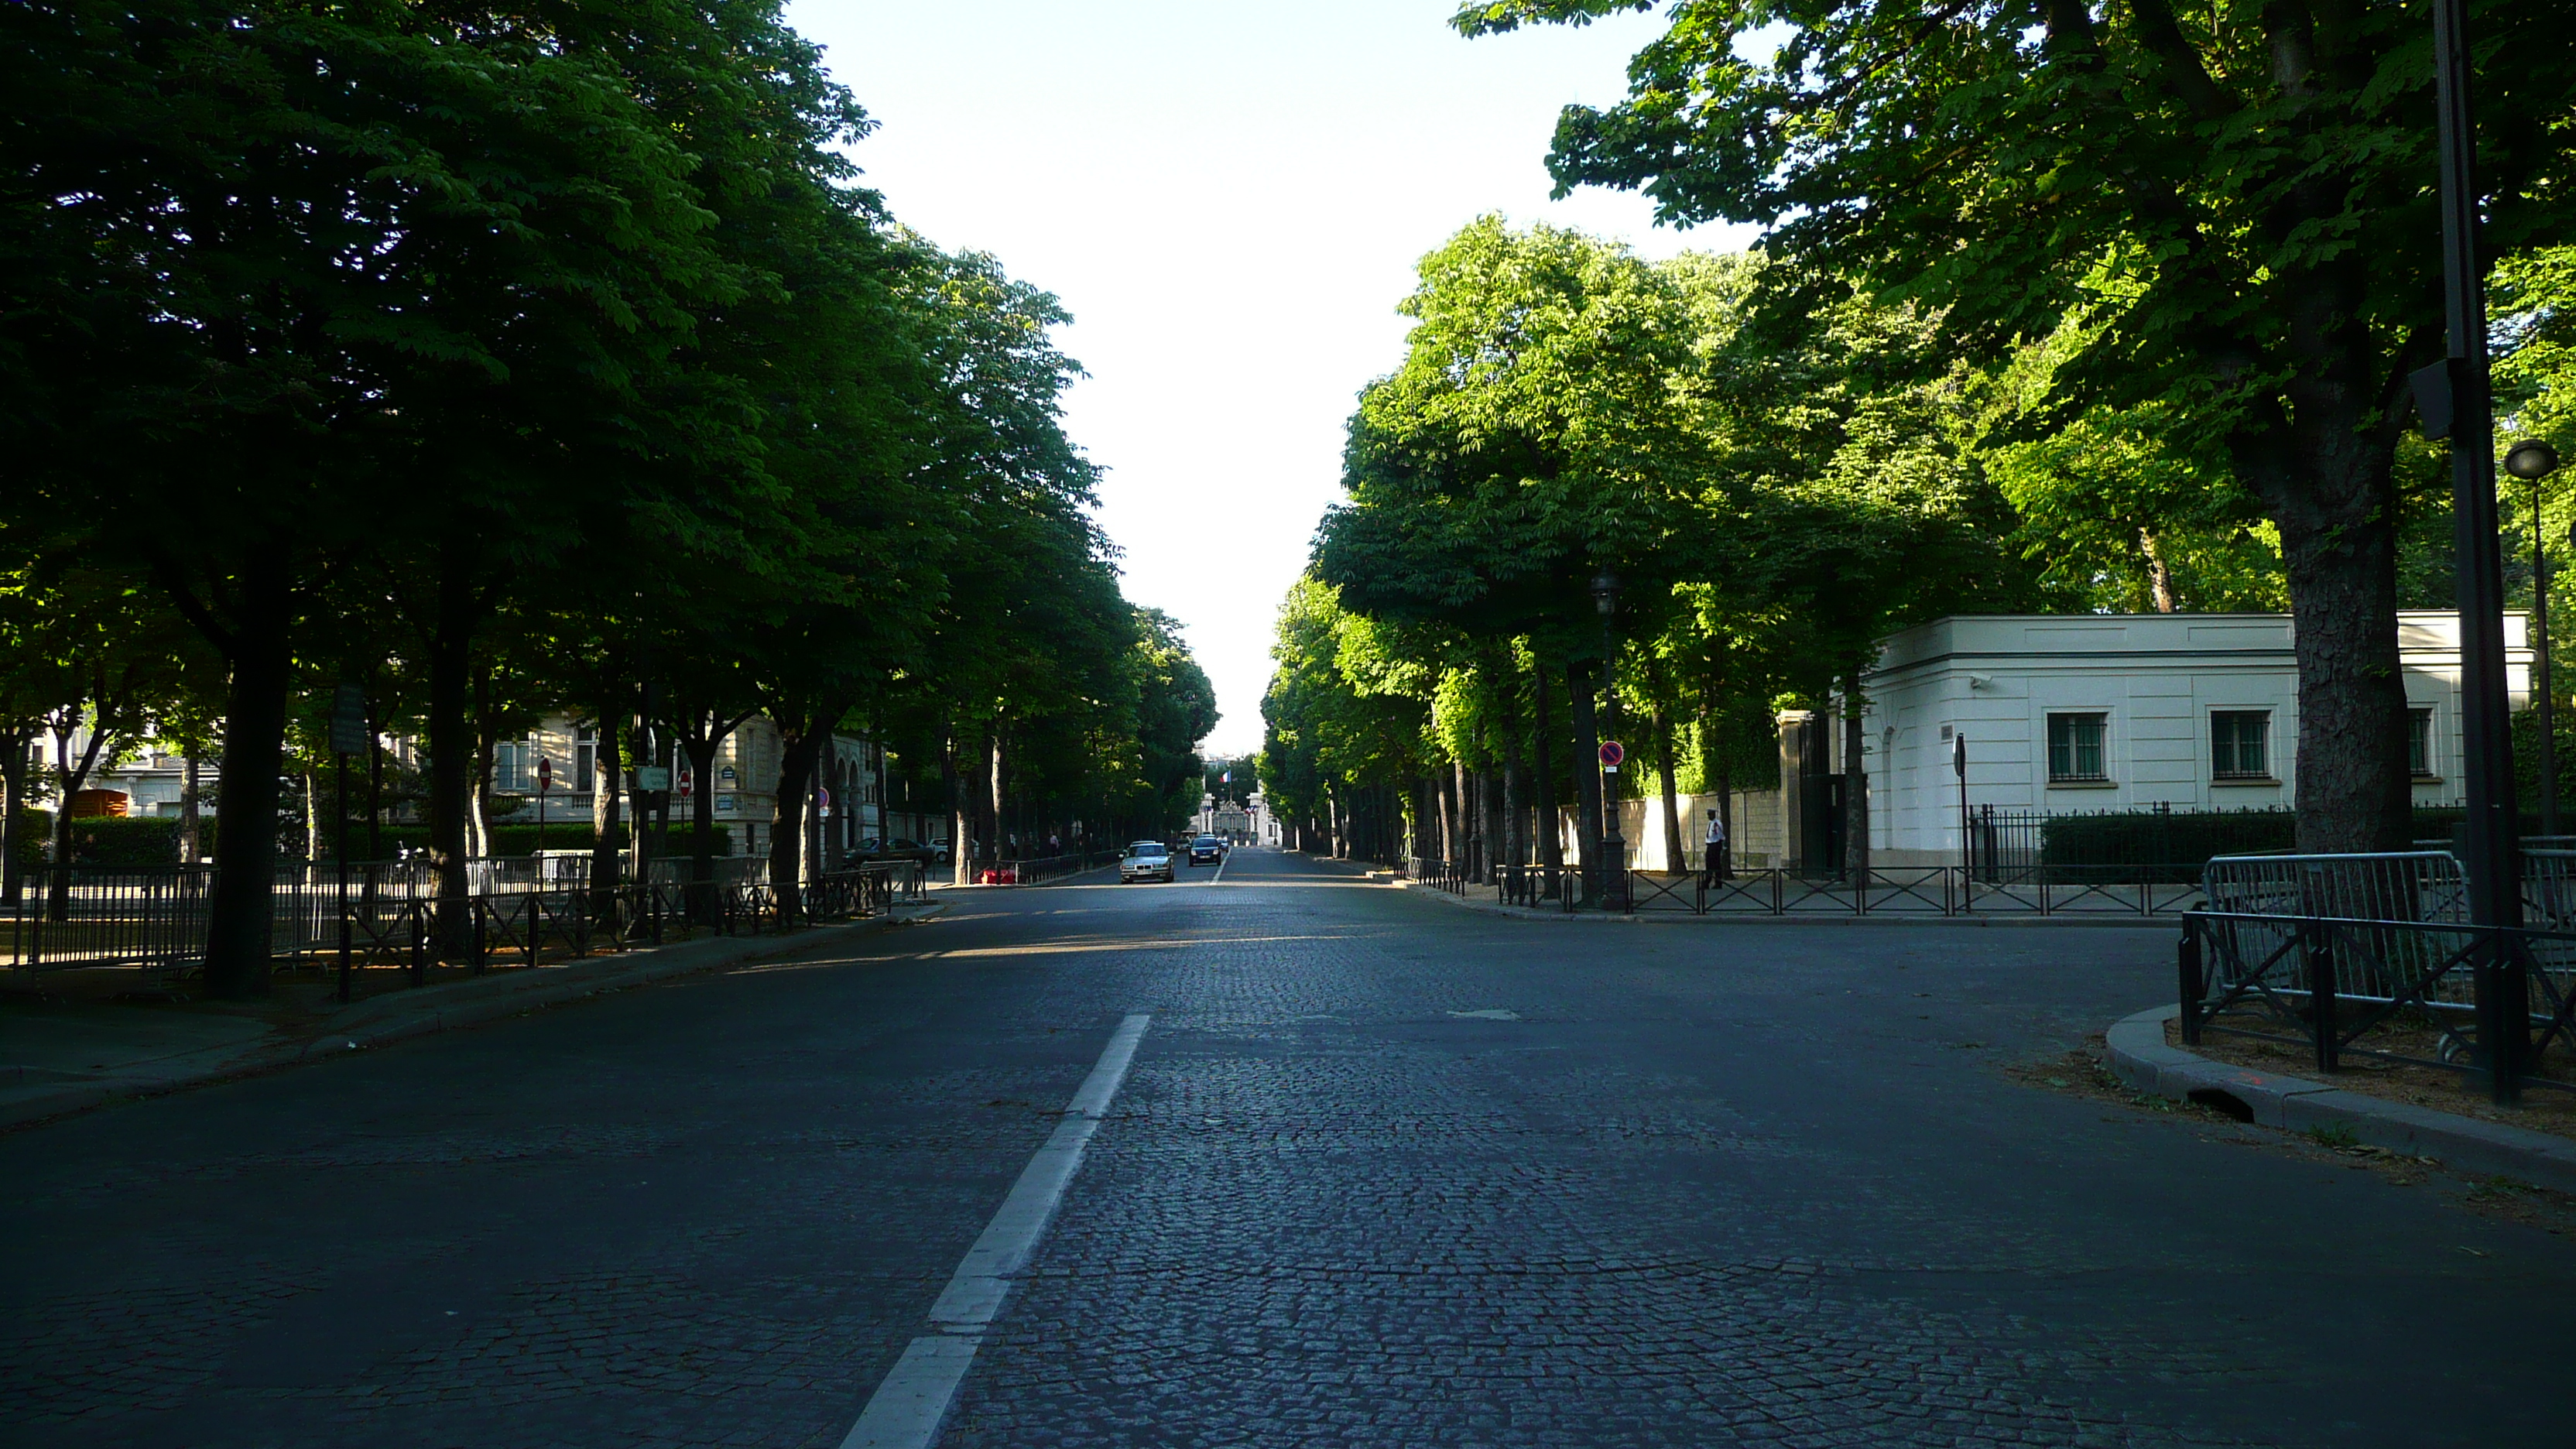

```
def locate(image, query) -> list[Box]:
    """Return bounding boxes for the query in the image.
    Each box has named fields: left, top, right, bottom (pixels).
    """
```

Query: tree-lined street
left=5, top=855, right=2567, bottom=1447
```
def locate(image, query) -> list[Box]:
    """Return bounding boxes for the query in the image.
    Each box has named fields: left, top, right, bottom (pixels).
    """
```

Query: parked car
left=1120, top=841, right=1174, bottom=883
left=1188, top=834, right=1225, bottom=865
left=860, top=838, right=940, bottom=868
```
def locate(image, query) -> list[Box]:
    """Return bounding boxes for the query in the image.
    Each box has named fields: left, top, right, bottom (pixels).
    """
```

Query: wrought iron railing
left=1491, top=865, right=2201, bottom=918
left=3, top=858, right=923, bottom=978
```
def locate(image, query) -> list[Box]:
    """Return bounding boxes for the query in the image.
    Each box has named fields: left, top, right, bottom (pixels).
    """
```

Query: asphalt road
left=5, top=848, right=2569, bottom=1447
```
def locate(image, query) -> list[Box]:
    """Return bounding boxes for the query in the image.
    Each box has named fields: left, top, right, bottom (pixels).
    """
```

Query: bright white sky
left=784, top=0, right=1758, bottom=756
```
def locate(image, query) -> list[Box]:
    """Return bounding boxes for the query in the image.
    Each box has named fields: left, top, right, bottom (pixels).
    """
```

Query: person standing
left=1701, top=808, right=1729, bottom=886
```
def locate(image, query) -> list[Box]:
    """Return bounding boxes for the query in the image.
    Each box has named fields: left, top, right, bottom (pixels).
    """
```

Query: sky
left=783, top=0, right=1760, bottom=757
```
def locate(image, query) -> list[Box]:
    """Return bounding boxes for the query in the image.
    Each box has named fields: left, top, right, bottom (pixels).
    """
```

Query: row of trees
left=1, top=0, right=1214, bottom=994
left=1259, top=207, right=2576, bottom=880
left=1259, top=0, right=2576, bottom=872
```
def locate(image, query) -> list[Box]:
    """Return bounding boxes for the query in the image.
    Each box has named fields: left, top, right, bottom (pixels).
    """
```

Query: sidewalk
left=0, top=900, right=945, bottom=1132
left=2104, top=1003, right=2576, bottom=1194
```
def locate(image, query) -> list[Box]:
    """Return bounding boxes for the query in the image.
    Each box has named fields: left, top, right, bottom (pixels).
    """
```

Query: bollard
left=409, top=903, right=426, bottom=986
left=471, top=904, right=487, bottom=977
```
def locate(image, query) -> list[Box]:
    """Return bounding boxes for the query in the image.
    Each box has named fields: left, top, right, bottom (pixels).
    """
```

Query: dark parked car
left=858, top=837, right=940, bottom=868
left=1188, top=834, right=1226, bottom=865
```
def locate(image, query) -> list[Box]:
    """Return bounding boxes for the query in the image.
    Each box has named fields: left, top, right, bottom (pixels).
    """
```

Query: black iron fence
left=2, top=858, right=925, bottom=978
left=1012, top=851, right=1123, bottom=885
left=1495, top=865, right=2202, bottom=918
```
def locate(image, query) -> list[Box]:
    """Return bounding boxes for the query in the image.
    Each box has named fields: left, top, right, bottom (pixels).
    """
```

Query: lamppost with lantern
left=1591, top=568, right=1627, bottom=909
left=2508, top=440, right=2564, bottom=837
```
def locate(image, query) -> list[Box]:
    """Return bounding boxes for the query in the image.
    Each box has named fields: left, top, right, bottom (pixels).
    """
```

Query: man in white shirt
left=1701, top=808, right=1729, bottom=886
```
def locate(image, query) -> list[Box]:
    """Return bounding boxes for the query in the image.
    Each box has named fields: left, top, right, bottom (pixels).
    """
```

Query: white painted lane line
left=839, top=1013, right=1151, bottom=1449
left=1209, top=850, right=1231, bottom=884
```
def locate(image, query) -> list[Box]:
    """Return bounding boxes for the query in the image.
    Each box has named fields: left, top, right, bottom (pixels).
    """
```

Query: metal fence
left=2, top=858, right=925, bottom=978
left=1480, top=865, right=2201, bottom=918
left=2182, top=907, right=2576, bottom=1093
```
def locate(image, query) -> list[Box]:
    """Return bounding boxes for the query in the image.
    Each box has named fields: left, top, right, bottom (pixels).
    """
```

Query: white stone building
left=1859, top=611, right=2527, bottom=862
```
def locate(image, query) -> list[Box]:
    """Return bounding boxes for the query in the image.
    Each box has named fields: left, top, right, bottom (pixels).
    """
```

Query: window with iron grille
left=2046, top=712, right=2109, bottom=783
left=2409, top=707, right=2437, bottom=778
left=2210, top=711, right=2270, bottom=780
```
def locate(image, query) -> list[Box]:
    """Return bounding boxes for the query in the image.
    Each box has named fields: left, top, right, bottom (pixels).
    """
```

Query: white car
left=1120, top=841, right=1174, bottom=883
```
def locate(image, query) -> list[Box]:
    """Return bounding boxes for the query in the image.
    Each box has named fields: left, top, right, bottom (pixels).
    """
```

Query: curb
left=0, top=902, right=945, bottom=1133
left=2102, top=1003, right=2576, bottom=1194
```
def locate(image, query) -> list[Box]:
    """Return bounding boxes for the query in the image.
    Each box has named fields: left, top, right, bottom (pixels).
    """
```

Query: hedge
left=2037, top=805, right=2484, bottom=870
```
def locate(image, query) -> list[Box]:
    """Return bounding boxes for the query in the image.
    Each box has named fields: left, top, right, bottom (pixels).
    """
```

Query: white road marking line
left=839, top=1012, right=1151, bottom=1449
left=1209, top=851, right=1231, bottom=884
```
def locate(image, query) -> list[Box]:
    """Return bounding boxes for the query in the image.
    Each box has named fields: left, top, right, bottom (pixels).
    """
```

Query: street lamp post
left=1592, top=569, right=1626, bottom=911
left=2420, top=0, right=2522, bottom=1102
left=2509, top=441, right=2564, bottom=838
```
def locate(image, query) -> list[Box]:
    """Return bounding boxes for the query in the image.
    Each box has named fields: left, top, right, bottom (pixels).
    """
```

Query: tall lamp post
left=2418, top=0, right=2522, bottom=1103
left=2509, top=440, right=2564, bottom=838
left=1591, top=569, right=1627, bottom=910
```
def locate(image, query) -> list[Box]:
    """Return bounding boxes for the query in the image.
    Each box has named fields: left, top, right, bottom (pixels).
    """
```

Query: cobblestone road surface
left=3, top=848, right=2569, bottom=1447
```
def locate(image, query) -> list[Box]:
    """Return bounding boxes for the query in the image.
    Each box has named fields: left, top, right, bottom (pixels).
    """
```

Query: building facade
left=1861, top=611, right=2528, bottom=861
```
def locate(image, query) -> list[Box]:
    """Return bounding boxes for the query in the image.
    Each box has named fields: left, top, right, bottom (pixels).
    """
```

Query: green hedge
left=12, top=810, right=54, bottom=868
left=57, top=815, right=190, bottom=865
left=2037, top=806, right=2478, bottom=869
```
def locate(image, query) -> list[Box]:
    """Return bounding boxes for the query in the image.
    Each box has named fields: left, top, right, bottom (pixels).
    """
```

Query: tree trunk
left=425, top=550, right=478, bottom=957
left=1654, top=705, right=1683, bottom=875
left=949, top=731, right=971, bottom=886
left=768, top=715, right=827, bottom=920
left=4, top=734, right=34, bottom=905
left=1842, top=667, right=1870, bottom=882
left=365, top=689, right=382, bottom=863
left=988, top=731, right=1006, bottom=862
left=588, top=688, right=626, bottom=921
left=2142, top=529, right=2179, bottom=613
left=1566, top=659, right=1604, bottom=901
left=201, top=558, right=293, bottom=999
left=301, top=769, right=319, bottom=864
left=468, top=666, right=498, bottom=862
left=1533, top=661, right=1562, bottom=886
left=2235, top=259, right=2413, bottom=853
left=2244, top=479, right=2412, bottom=851
left=685, top=732, right=721, bottom=917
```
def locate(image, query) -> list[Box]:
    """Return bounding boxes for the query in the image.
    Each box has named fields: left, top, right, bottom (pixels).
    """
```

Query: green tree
left=1461, top=0, right=2576, bottom=848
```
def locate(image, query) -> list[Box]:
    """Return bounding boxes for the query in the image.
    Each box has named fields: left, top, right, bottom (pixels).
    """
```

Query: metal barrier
left=1012, top=851, right=1122, bottom=885
left=1460, top=865, right=2197, bottom=918
left=5, top=856, right=923, bottom=979
left=1406, top=858, right=1468, bottom=895
left=2183, top=908, right=2575, bottom=1091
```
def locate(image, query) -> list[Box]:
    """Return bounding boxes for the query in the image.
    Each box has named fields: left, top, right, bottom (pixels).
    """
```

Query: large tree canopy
left=1454, top=0, right=2576, bottom=850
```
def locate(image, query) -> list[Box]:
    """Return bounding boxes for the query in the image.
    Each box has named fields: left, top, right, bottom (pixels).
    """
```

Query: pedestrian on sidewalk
left=1700, top=809, right=1730, bottom=886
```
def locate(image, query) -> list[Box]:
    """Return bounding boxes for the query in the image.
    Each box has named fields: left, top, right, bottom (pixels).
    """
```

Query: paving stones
left=2, top=851, right=2571, bottom=1447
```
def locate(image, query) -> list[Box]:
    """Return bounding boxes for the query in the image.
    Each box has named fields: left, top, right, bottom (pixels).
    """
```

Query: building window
left=492, top=740, right=533, bottom=794
left=2210, top=711, right=2271, bottom=780
left=574, top=725, right=597, bottom=789
left=2047, top=712, right=2109, bottom=783
left=2409, top=708, right=2437, bottom=778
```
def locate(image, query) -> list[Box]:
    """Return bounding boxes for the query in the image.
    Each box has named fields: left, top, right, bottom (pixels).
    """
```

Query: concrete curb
left=0, top=902, right=945, bottom=1133
left=2102, top=1003, right=2576, bottom=1194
